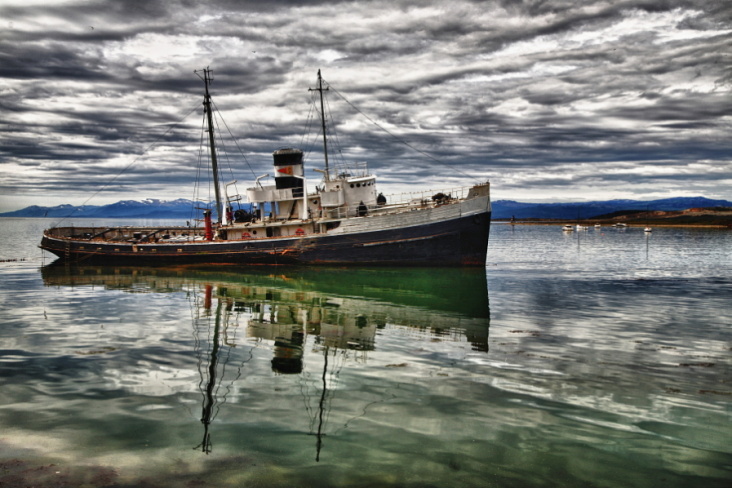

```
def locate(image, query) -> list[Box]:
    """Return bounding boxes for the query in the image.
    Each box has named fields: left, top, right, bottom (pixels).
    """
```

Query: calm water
left=0, top=218, right=730, bottom=487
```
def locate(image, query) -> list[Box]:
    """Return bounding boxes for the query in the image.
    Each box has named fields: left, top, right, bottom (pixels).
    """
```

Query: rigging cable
left=211, top=99, right=258, bottom=181
left=210, top=99, right=260, bottom=211
left=324, top=79, right=477, bottom=182
left=323, top=91, right=347, bottom=170
left=300, top=101, right=318, bottom=160
left=211, top=106, right=239, bottom=209
left=302, top=92, right=323, bottom=165
left=194, top=108, right=215, bottom=221
left=52, top=101, right=201, bottom=228
left=191, top=111, right=210, bottom=225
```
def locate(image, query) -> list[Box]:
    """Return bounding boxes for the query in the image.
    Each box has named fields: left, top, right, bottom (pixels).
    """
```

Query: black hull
left=41, top=211, right=490, bottom=267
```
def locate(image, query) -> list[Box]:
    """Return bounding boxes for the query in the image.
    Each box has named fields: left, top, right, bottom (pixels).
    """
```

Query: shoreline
left=494, top=220, right=732, bottom=229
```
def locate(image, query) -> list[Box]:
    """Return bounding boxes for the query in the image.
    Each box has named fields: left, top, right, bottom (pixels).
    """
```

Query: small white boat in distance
left=562, top=225, right=574, bottom=231
left=644, top=227, right=652, bottom=233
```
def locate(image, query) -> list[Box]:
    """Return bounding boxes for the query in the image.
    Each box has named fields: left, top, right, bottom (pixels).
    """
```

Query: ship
left=41, top=69, right=491, bottom=266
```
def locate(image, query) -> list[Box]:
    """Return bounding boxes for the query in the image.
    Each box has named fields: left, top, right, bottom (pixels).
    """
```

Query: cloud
left=0, top=0, right=730, bottom=211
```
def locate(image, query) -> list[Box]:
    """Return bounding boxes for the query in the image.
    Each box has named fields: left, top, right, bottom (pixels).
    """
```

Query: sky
left=1, top=0, right=731, bottom=212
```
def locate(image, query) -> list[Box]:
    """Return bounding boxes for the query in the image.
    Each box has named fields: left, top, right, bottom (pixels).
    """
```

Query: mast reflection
left=197, top=285, right=218, bottom=453
left=194, top=285, right=248, bottom=454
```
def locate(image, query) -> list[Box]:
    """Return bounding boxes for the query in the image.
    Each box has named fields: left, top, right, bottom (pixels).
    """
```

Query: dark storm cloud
left=0, top=0, right=730, bottom=211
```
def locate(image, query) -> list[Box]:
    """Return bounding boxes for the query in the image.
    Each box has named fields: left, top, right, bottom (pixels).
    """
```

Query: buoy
left=295, top=228, right=305, bottom=236
left=242, top=232, right=251, bottom=239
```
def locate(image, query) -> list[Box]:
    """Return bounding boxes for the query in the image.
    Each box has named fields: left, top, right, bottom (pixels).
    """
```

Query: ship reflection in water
left=41, top=265, right=490, bottom=461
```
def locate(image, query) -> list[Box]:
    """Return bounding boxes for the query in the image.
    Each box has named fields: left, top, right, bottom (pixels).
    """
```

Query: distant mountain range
left=0, top=199, right=222, bottom=219
left=492, top=197, right=732, bottom=220
left=1, top=196, right=730, bottom=220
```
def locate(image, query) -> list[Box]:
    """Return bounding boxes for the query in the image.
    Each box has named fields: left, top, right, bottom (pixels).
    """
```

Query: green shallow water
left=0, top=218, right=730, bottom=487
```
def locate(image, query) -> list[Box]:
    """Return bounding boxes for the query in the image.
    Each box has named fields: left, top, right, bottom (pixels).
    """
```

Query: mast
left=311, top=69, right=330, bottom=181
left=202, top=68, right=223, bottom=224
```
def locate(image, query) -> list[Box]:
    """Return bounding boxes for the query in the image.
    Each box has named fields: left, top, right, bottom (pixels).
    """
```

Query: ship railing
left=324, top=185, right=474, bottom=220
left=47, top=225, right=207, bottom=242
left=328, top=161, right=370, bottom=180
left=382, top=185, right=472, bottom=206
